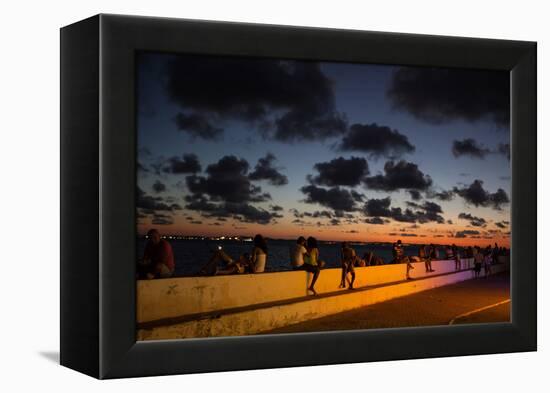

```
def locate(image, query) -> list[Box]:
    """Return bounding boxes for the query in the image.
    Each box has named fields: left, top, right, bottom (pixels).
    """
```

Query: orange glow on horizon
left=137, top=218, right=510, bottom=248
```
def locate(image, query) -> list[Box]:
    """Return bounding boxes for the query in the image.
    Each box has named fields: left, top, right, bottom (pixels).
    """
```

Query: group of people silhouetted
left=138, top=229, right=508, bottom=288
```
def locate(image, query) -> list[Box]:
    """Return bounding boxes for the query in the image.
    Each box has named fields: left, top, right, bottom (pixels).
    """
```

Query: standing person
left=445, top=245, right=454, bottom=260
left=251, top=234, right=268, bottom=273
left=453, top=244, right=461, bottom=271
left=340, top=242, right=356, bottom=289
left=465, top=246, right=473, bottom=269
left=473, top=246, right=483, bottom=278
left=394, top=240, right=414, bottom=279
left=426, top=244, right=436, bottom=272
left=431, top=244, right=440, bottom=260
left=140, top=229, right=175, bottom=279
left=303, top=237, right=322, bottom=295
left=492, top=243, right=500, bottom=265
left=419, top=244, right=431, bottom=273
left=484, top=249, right=493, bottom=278
left=290, top=236, right=308, bottom=270
left=392, top=240, right=404, bottom=263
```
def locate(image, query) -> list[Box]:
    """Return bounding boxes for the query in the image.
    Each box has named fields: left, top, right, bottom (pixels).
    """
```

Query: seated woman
left=364, top=251, right=384, bottom=266
left=198, top=248, right=250, bottom=276
left=198, top=234, right=268, bottom=276
left=250, top=234, right=268, bottom=273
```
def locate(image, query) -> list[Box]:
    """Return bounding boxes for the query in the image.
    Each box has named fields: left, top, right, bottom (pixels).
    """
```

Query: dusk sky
left=136, top=52, right=511, bottom=246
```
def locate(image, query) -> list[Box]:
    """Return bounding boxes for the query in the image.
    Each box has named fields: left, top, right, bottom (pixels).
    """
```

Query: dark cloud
left=364, top=198, right=444, bottom=224
left=351, top=190, right=365, bottom=202
left=186, top=155, right=270, bottom=203
left=452, top=138, right=490, bottom=159
left=495, top=220, right=509, bottom=229
left=151, top=213, right=174, bottom=225
left=364, top=197, right=392, bottom=217
left=338, top=123, right=415, bottom=158
left=270, top=205, right=284, bottom=212
left=364, top=160, right=432, bottom=191
left=408, top=190, right=422, bottom=201
left=388, top=67, right=509, bottom=127
left=300, top=185, right=358, bottom=212
left=162, top=154, right=202, bottom=174
left=427, top=189, right=454, bottom=201
left=174, top=113, right=223, bottom=140
left=152, top=180, right=166, bottom=193
left=165, top=55, right=346, bottom=142
left=458, top=212, right=487, bottom=227
left=455, top=229, right=480, bottom=238
left=308, top=156, right=369, bottom=187
left=184, top=197, right=281, bottom=225
left=454, top=179, right=509, bottom=210
left=249, top=153, right=288, bottom=186
left=181, top=155, right=282, bottom=224
left=405, top=201, right=445, bottom=224
left=365, top=217, right=388, bottom=225
left=137, top=187, right=182, bottom=212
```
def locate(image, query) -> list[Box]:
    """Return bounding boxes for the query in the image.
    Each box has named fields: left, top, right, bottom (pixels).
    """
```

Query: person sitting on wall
left=199, top=234, right=268, bottom=276
left=340, top=242, right=357, bottom=289
left=364, top=251, right=384, bottom=266
left=138, top=229, right=175, bottom=279
left=198, top=246, right=254, bottom=276
left=290, top=236, right=308, bottom=270
left=250, top=234, right=268, bottom=273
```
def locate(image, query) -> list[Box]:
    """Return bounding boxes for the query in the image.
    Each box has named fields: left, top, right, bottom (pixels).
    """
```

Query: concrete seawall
left=137, top=256, right=509, bottom=340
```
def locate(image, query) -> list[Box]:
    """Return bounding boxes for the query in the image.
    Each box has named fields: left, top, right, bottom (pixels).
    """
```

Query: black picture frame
left=60, top=14, right=536, bottom=379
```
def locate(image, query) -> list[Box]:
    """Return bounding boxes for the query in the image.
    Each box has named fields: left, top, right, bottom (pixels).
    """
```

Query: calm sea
left=137, top=238, right=429, bottom=277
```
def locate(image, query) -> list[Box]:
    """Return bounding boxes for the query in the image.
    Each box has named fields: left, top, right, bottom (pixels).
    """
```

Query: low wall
left=137, top=257, right=507, bottom=323
left=137, top=261, right=510, bottom=340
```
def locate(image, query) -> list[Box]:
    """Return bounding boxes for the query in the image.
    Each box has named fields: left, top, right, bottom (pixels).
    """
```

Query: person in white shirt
left=290, top=236, right=308, bottom=269
left=251, top=234, right=268, bottom=273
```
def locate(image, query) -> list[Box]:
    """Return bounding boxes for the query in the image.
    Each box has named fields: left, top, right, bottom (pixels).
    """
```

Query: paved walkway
left=262, top=272, right=510, bottom=334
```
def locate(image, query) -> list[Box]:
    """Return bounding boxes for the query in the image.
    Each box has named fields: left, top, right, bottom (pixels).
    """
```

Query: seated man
left=139, top=229, right=175, bottom=279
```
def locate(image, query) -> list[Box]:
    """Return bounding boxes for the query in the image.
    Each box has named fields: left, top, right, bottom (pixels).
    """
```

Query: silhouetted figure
left=473, top=246, right=483, bottom=278
left=251, top=234, right=268, bottom=273
left=290, top=236, right=308, bottom=270
left=419, top=244, right=433, bottom=273
left=452, top=244, right=460, bottom=271
left=340, top=242, right=356, bottom=289
left=139, top=229, right=175, bottom=279
left=198, top=248, right=250, bottom=276
left=303, top=236, right=322, bottom=295
left=484, top=248, right=493, bottom=278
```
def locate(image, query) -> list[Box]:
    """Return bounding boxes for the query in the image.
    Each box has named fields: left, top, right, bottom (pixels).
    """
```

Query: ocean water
left=137, top=238, right=430, bottom=277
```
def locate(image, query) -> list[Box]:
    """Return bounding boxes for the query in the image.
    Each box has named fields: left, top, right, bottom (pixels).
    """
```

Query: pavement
left=262, top=272, right=510, bottom=334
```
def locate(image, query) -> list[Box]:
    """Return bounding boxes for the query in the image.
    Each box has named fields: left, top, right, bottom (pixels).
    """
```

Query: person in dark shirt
left=138, top=229, right=175, bottom=279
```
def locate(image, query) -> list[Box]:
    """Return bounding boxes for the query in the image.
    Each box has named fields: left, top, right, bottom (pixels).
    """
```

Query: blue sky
left=136, top=52, right=510, bottom=245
